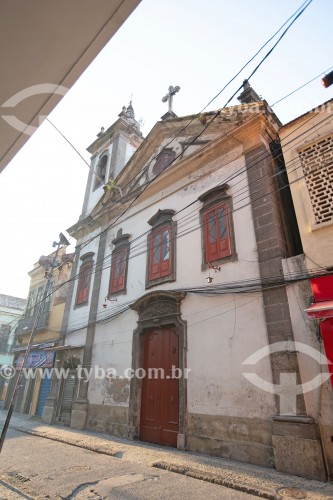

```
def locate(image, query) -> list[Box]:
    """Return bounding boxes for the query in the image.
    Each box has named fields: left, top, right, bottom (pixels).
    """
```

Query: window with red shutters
left=110, top=247, right=128, bottom=294
left=146, top=209, right=176, bottom=288
left=204, top=202, right=232, bottom=264
left=76, top=262, right=92, bottom=305
left=149, top=226, right=172, bottom=281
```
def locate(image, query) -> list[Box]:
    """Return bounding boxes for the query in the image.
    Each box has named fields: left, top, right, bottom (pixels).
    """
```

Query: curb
left=7, top=425, right=332, bottom=500
left=11, top=426, right=278, bottom=499
left=153, top=462, right=279, bottom=500
left=10, top=426, right=122, bottom=457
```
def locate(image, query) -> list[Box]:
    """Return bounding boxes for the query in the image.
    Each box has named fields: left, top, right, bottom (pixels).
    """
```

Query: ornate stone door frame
left=129, top=290, right=187, bottom=449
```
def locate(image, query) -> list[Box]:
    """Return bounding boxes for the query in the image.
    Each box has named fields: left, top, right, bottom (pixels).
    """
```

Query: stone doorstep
left=5, top=423, right=333, bottom=500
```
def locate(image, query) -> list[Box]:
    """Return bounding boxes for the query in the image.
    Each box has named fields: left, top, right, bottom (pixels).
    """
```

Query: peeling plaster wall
left=87, top=310, right=136, bottom=407
left=184, top=293, right=276, bottom=419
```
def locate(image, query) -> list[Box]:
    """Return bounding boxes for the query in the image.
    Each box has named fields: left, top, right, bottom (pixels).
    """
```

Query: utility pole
left=0, top=233, right=70, bottom=453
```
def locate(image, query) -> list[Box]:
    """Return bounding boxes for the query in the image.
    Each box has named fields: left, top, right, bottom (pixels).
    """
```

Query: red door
left=140, top=327, right=179, bottom=447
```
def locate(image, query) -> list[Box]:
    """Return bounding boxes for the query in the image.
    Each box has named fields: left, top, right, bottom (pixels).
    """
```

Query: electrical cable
left=18, top=110, right=332, bottom=333
left=14, top=107, right=332, bottom=334
left=64, top=267, right=333, bottom=334
left=271, top=65, right=333, bottom=107
left=70, top=112, right=333, bottom=280
left=8, top=0, right=318, bottom=327
left=49, top=0, right=314, bottom=277
left=87, top=97, right=333, bottom=273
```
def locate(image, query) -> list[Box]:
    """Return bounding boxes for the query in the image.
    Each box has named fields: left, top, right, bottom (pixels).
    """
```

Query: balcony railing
left=15, top=311, right=50, bottom=336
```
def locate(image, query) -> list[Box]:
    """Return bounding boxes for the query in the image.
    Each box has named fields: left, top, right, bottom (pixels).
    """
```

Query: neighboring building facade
left=279, top=98, right=333, bottom=478
left=4, top=248, right=73, bottom=417
left=44, top=88, right=327, bottom=480
left=0, top=294, right=26, bottom=403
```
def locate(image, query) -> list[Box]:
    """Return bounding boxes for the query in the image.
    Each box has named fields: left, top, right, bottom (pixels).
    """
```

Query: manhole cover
left=67, top=465, right=92, bottom=472
left=277, top=487, right=307, bottom=499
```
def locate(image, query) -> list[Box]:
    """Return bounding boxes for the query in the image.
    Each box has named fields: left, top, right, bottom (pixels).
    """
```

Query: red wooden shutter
left=110, top=253, right=118, bottom=293
left=148, top=226, right=172, bottom=281
left=149, top=231, right=162, bottom=280
left=118, top=249, right=126, bottom=290
left=217, top=204, right=231, bottom=258
left=205, top=209, right=219, bottom=263
left=76, top=263, right=91, bottom=304
left=205, top=203, right=231, bottom=263
left=110, top=248, right=127, bottom=293
left=160, top=228, right=171, bottom=277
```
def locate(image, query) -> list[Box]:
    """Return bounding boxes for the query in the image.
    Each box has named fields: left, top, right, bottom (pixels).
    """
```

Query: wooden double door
left=140, top=326, right=179, bottom=447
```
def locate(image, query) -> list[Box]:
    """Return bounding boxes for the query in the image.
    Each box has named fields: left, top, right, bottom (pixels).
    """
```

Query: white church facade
left=43, top=86, right=327, bottom=480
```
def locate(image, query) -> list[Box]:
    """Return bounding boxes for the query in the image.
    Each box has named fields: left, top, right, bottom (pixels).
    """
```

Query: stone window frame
left=128, top=290, right=187, bottom=448
left=199, top=184, right=237, bottom=270
left=75, top=252, right=94, bottom=307
left=108, top=233, right=130, bottom=297
left=93, top=153, right=109, bottom=191
left=146, top=209, right=176, bottom=289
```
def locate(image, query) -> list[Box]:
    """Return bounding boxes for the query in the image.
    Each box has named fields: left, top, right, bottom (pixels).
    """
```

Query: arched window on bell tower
left=93, top=155, right=108, bottom=190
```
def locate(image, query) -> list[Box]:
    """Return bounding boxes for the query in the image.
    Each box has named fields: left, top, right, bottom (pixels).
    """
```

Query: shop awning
left=43, top=345, right=84, bottom=351
left=305, top=301, right=333, bottom=320
left=12, top=342, right=56, bottom=352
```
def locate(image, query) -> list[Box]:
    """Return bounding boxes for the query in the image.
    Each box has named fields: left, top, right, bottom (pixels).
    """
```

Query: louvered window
left=299, top=134, right=333, bottom=225
left=204, top=203, right=232, bottom=263
left=75, top=253, right=94, bottom=306
left=148, top=226, right=172, bottom=281
left=109, top=232, right=130, bottom=296
left=146, top=209, right=176, bottom=288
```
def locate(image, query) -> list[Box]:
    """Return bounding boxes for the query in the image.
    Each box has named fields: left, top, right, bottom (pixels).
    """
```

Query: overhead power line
left=67, top=109, right=333, bottom=284
left=8, top=0, right=315, bottom=322
left=64, top=267, right=332, bottom=335
left=50, top=0, right=313, bottom=277
left=271, top=64, right=333, bottom=107
left=18, top=105, right=331, bottom=327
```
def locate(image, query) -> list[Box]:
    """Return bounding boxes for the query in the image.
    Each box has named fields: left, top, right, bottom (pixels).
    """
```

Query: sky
left=0, top=0, right=332, bottom=299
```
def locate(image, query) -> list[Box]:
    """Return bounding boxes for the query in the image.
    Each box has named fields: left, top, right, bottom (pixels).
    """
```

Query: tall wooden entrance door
left=140, top=326, right=179, bottom=447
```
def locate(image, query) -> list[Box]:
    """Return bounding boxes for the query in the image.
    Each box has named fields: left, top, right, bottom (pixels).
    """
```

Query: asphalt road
left=0, top=428, right=257, bottom=499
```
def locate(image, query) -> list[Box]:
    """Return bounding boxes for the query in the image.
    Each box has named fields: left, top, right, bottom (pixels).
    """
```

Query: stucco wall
left=65, top=144, right=276, bottom=424
left=280, top=108, right=333, bottom=268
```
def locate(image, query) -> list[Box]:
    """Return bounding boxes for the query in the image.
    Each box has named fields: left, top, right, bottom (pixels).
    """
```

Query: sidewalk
left=1, top=411, right=332, bottom=500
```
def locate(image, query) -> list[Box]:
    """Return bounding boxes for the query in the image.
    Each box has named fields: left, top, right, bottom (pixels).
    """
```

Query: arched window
left=94, top=155, right=108, bottom=190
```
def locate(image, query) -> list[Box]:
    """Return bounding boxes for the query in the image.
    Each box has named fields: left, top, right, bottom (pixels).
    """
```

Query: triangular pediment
left=86, top=101, right=268, bottom=224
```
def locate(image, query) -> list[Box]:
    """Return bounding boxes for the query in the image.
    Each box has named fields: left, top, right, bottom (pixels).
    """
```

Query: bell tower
left=80, top=103, right=143, bottom=219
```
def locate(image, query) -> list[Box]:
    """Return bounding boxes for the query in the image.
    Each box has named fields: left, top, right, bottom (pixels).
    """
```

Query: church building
left=43, top=83, right=327, bottom=480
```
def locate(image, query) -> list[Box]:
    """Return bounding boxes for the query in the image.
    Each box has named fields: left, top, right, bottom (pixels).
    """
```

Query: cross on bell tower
left=161, top=85, right=180, bottom=120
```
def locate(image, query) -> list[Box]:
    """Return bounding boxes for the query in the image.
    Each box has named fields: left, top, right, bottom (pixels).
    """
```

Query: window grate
left=299, top=134, right=333, bottom=225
